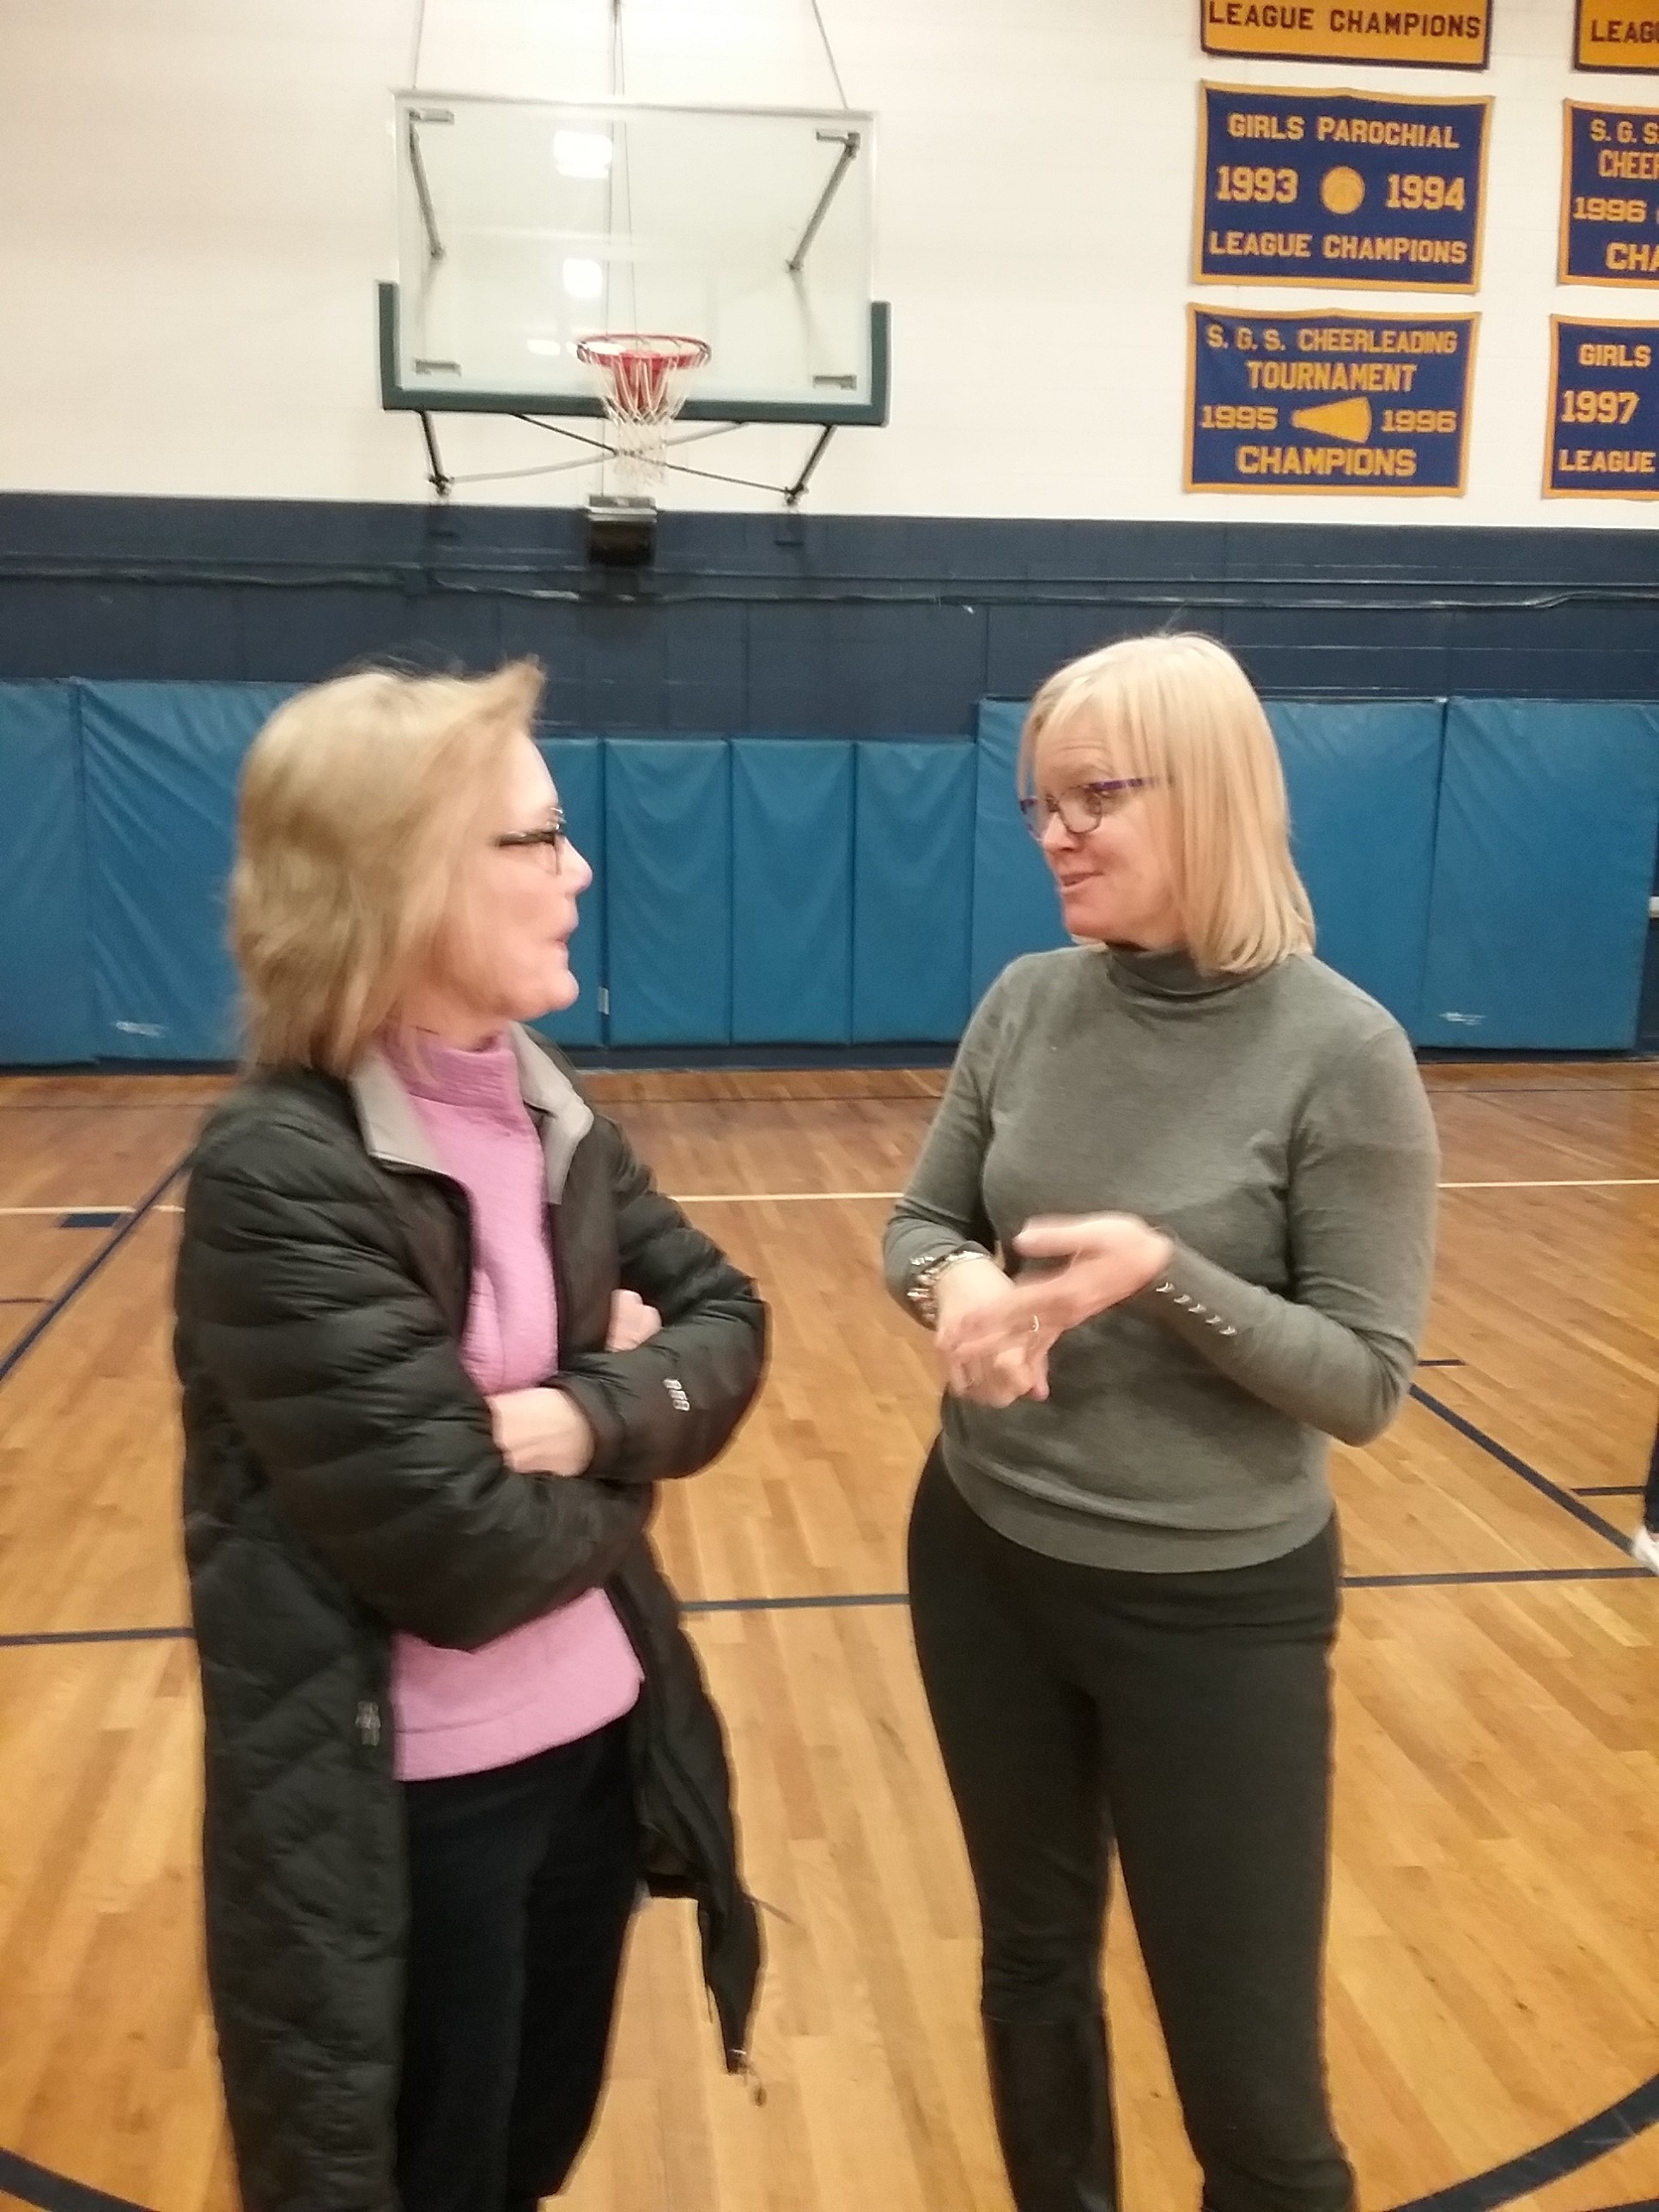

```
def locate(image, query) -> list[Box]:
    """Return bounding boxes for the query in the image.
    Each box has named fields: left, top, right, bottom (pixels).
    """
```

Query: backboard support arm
left=787, top=131, right=861, bottom=277
left=419, top=411, right=453, bottom=499
left=784, top=425, right=836, bottom=508
left=407, top=116, right=446, bottom=264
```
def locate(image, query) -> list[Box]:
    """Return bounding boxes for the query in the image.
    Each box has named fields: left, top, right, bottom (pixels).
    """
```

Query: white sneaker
left=1632, top=1523, right=1659, bottom=1575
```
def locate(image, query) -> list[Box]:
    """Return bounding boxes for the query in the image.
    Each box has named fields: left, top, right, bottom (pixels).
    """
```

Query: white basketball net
left=576, top=333, right=712, bottom=496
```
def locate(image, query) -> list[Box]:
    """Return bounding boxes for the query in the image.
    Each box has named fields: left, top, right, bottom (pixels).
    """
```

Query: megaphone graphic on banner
left=1290, top=398, right=1372, bottom=443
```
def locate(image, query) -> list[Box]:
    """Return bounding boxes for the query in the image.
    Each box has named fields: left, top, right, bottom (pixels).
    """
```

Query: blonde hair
left=232, top=661, right=543, bottom=1073
left=1018, top=632, right=1314, bottom=975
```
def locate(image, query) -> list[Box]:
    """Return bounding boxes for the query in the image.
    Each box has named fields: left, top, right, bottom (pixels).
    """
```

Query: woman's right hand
left=605, top=1288, right=663, bottom=1352
left=933, top=1256, right=1055, bottom=1407
left=488, top=1387, right=596, bottom=1478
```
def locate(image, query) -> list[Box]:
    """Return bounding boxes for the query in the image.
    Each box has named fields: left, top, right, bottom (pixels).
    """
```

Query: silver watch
left=904, top=1248, right=986, bottom=1328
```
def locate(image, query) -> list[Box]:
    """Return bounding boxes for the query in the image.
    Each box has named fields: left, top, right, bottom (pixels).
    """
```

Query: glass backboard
left=384, top=92, right=885, bottom=425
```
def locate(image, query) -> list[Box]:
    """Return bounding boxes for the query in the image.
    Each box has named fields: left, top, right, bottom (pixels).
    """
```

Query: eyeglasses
left=492, top=809, right=568, bottom=869
left=1018, top=778, right=1155, bottom=841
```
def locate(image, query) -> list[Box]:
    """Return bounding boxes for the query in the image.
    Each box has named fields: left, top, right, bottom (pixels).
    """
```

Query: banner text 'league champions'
left=1201, top=4, right=1490, bottom=69
left=1195, top=87, right=1490, bottom=293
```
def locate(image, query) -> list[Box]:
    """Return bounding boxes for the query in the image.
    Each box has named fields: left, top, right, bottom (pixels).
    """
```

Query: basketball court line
left=1390, top=2073, right=1659, bottom=2212
left=1439, top=1177, right=1659, bottom=1190
left=0, top=1210, right=1650, bottom=2204
left=0, top=2143, right=149, bottom=2212
left=0, top=1802, right=1652, bottom=2212
left=0, top=1194, right=1642, bottom=1576
left=4, top=1176, right=1659, bottom=1221
left=1436, top=1084, right=1659, bottom=1097
left=672, top=1180, right=1659, bottom=1200
left=0, top=1155, right=191, bottom=1392
left=1407, top=1382, right=1632, bottom=1553
left=3, top=1550, right=1650, bottom=1654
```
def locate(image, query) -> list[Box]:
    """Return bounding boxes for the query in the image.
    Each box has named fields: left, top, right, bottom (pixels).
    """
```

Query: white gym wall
left=0, top=0, right=1648, bottom=525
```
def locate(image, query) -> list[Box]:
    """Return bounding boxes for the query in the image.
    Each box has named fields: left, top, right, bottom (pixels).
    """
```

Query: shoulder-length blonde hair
left=232, top=660, right=542, bottom=1074
left=1018, top=632, right=1314, bottom=975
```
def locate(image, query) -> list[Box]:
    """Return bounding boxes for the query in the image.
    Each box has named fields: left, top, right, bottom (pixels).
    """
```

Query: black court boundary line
left=0, top=1152, right=191, bottom=1394
left=0, top=1627, right=193, bottom=1650
left=1434, top=1084, right=1659, bottom=1097
left=0, top=2145, right=147, bottom=2212
left=1391, top=2073, right=1659, bottom=2212
left=6, top=1559, right=1652, bottom=1652
left=1408, top=1383, right=1631, bottom=1553
left=0, top=2006, right=1651, bottom=2212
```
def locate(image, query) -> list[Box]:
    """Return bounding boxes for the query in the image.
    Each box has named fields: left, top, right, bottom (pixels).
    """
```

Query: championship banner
left=1186, top=306, right=1477, bottom=495
left=1200, top=4, right=1491, bottom=69
left=1194, top=85, right=1490, bottom=293
left=1545, top=317, right=1659, bottom=496
left=1561, top=103, right=1659, bottom=283
left=1576, top=3, right=1659, bottom=72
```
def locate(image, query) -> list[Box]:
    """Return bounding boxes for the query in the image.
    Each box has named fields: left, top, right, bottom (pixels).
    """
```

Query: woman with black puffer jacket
left=173, top=660, right=767, bottom=2212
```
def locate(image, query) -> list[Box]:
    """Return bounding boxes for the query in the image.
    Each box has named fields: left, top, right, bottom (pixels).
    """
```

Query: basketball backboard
left=381, top=91, right=887, bottom=427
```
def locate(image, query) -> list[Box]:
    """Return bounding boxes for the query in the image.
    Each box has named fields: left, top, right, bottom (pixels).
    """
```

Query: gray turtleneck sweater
left=884, top=946, right=1439, bottom=1572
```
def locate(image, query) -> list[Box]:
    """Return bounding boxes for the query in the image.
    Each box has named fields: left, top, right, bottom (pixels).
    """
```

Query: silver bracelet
left=904, top=1248, right=986, bottom=1329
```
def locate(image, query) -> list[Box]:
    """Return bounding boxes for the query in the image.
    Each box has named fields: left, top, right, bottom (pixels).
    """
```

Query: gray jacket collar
left=348, top=1025, right=595, bottom=1206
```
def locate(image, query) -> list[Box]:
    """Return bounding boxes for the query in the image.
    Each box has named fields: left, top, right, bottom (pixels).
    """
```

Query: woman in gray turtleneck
left=884, top=634, right=1437, bottom=2212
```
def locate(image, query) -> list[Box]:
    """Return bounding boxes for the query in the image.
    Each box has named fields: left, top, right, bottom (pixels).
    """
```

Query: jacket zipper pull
left=356, top=1699, right=382, bottom=1748
left=735, top=2049, right=766, bottom=2107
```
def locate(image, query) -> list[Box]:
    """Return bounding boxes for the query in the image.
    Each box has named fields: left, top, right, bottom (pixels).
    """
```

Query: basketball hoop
left=575, top=332, right=711, bottom=495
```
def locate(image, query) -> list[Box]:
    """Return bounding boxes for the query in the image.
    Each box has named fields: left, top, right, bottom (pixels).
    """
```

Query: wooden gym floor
left=0, top=1062, right=1656, bottom=2212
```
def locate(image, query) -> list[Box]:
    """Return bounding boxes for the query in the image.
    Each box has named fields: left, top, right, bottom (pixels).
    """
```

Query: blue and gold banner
left=1577, top=3, right=1659, bottom=72
left=1546, top=317, right=1659, bottom=495
left=1186, top=307, right=1477, bottom=494
left=1194, top=84, right=1490, bottom=292
left=1560, top=102, right=1659, bottom=282
left=1201, top=3, right=1491, bottom=69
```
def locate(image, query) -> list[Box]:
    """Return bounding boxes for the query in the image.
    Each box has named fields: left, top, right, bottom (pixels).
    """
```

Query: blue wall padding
left=0, top=684, right=95, bottom=1063
left=9, top=679, right=1659, bottom=1066
left=853, top=741, right=975, bottom=1042
left=1267, top=701, right=1444, bottom=1036
left=732, top=739, right=854, bottom=1044
left=532, top=736, right=605, bottom=1050
left=1418, top=699, right=1659, bottom=1050
left=79, top=683, right=293, bottom=1060
left=604, top=738, right=732, bottom=1046
left=970, top=699, right=1071, bottom=1000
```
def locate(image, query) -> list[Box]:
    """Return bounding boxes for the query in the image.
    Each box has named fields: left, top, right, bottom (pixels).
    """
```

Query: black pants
left=908, top=1449, right=1354, bottom=2212
left=1645, top=1418, right=1659, bottom=1530
left=396, top=1717, right=641, bottom=2212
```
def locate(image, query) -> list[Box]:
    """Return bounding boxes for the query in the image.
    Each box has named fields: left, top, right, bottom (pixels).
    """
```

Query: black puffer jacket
left=173, top=1029, right=767, bottom=2212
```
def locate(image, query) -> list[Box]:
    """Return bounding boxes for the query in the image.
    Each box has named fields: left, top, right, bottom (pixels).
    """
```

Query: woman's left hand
left=945, top=1213, right=1174, bottom=1379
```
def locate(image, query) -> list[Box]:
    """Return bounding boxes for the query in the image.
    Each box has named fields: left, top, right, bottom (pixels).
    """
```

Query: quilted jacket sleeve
left=552, top=1116, right=769, bottom=1485
left=177, top=1105, right=649, bottom=1651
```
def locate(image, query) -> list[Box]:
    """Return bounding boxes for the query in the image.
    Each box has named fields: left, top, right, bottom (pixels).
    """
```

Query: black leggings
left=908, top=1449, right=1353, bottom=2212
left=396, top=1717, right=641, bottom=2212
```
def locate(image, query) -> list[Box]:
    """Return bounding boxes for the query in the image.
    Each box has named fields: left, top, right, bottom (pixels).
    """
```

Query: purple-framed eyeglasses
left=1018, top=778, right=1155, bottom=841
left=492, top=807, right=568, bottom=868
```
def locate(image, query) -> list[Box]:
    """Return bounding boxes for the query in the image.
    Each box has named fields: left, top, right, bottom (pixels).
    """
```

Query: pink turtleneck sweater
left=387, top=1030, right=641, bottom=1782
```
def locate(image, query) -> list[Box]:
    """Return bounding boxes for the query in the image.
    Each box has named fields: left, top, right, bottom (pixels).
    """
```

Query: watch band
left=904, top=1247, right=986, bottom=1328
